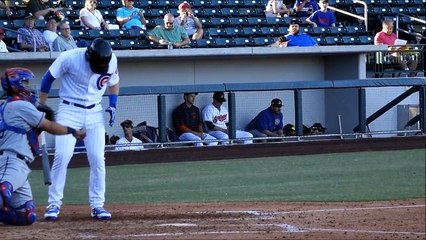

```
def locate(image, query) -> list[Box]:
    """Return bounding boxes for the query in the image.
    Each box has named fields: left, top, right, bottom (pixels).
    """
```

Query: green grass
left=29, top=149, right=426, bottom=205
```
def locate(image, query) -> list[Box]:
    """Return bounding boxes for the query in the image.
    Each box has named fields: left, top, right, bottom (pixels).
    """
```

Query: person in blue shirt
left=306, top=0, right=336, bottom=27
left=116, top=0, right=147, bottom=30
left=293, top=0, right=319, bottom=17
left=270, top=19, right=317, bottom=47
left=246, top=98, right=285, bottom=142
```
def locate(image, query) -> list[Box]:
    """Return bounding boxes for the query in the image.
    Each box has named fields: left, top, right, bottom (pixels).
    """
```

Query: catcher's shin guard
left=0, top=200, right=37, bottom=225
left=0, top=181, right=13, bottom=208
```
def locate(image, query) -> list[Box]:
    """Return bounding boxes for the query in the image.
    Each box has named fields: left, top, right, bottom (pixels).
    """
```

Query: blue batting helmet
left=1, top=67, right=34, bottom=96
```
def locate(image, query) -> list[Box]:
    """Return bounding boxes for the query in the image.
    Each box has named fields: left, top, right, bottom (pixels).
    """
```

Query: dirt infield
left=5, top=136, right=425, bottom=239
left=1, top=199, right=425, bottom=239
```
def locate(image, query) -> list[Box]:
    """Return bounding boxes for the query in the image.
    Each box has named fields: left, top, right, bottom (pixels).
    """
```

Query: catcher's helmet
left=1, top=67, right=34, bottom=97
left=85, top=38, right=112, bottom=74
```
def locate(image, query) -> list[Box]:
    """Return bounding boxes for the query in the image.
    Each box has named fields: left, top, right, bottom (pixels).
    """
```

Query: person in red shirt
left=374, top=19, right=418, bottom=77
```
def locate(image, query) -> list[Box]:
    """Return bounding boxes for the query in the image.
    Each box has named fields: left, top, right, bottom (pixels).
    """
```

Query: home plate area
left=2, top=199, right=425, bottom=240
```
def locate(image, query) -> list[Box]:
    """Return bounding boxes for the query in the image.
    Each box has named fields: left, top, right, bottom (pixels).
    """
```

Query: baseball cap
left=184, top=92, right=198, bottom=96
left=320, top=0, right=329, bottom=3
left=120, top=119, right=134, bottom=128
left=178, top=1, right=191, bottom=10
left=271, top=98, right=283, bottom=107
left=289, top=18, right=298, bottom=25
left=213, top=91, right=226, bottom=102
left=24, top=14, right=35, bottom=20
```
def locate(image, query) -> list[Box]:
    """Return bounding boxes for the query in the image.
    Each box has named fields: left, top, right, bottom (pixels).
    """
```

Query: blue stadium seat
left=206, top=27, right=220, bottom=38
left=199, top=8, right=219, bottom=17
left=228, top=17, right=247, bottom=26
left=63, top=9, right=79, bottom=19
left=324, top=36, right=340, bottom=45
left=328, top=26, right=345, bottom=36
left=210, top=0, right=228, bottom=7
left=356, top=35, right=373, bottom=45
left=341, top=36, right=356, bottom=45
left=190, top=39, right=211, bottom=48
left=108, top=40, right=121, bottom=50
left=107, top=29, right=124, bottom=39
left=145, top=8, right=166, bottom=18
left=87, top=29, right=101, bottom=39
left=64, top=0, right=83, bottom=8
left=12, top=19, right=24, bottom=29
left=218, top=8, right=239, bottom=17
left=250, top=37, right=273, bottom=46
left=233, top=37, right=251, bottom=46
left=220, top=27, right=242, bottom=37
left=70, top=29, right=89, bottom=40
left=228, top=0, right=244, bottom=7
left=191, top=0, right=208, bottom=8
left=311, top=26, right=329, bottom=36
left=210, top=38, right=232, bottom=47
left=265, top=17, right=291, bottom=26
left=245, top=17, right=268, bottom=26
left=241, top=26, right=260, bottom=36
left=260, top=26, right=280, bottom=37
left=238, top=7, right=254, bottom=16
left=315, top=36, right=326, bottom=46
left=210, top=17, right=230, bottom=27
left=277, top=26, right=288, bottom=35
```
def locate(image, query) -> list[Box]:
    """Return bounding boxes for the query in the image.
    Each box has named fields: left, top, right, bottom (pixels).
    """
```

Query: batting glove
left=105, top=106, right=116, bottom=127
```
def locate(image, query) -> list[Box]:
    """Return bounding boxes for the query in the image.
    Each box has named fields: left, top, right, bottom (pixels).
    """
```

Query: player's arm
left=39, top=70, right=56, bottom=105
left=38, top=118, right=85, bottom=140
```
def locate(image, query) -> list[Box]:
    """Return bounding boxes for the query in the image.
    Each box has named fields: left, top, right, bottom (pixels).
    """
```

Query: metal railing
left=396, top=13, right=426, bottom=41
left=0, top=26, right=37, bottom=52
left=327, top=0, right=368, bottom=31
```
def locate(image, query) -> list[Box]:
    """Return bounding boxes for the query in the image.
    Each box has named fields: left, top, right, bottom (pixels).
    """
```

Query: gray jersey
left=0, top=100, right=44, bottom=161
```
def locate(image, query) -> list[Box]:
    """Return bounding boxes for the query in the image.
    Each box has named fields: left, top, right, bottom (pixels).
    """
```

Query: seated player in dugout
left=172, top=92, right=218, bottom=146
left=246, top=98, right=285, bottom=142
left=202, top=91, right=253, bottom=144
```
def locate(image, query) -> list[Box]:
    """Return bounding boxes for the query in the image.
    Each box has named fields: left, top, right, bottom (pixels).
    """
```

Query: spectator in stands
left=0, top=28, right=9, bottom=52
left=17, top=15, right=49, bottom=51
left=172, top=92, right=218, bottom=147
left=269, top=19, right=317, bottom=47
left=116, top=0, right=147, bottom=30
left=42, top=18, right=59, bottom=50
left=79, top=0, right=109, bottom=30
left=246, top=98, right=284, bottom=142
left=26, top=0, right=65, bottom=21
left=265, top=0, right=293, bottom=18
left=115, top=120, right=144, bottom=151
left=173, top=1, right=203, bottom=40
left=202, top=92, right=253, bottom=145
left=147, top=13, right=190, bottom=48
left=305, top=0, right=336, bottom=27
left=52, top=22, right=77, bottom=51
left=374, top=19, right=418, bottom=77
left=293, top=0, right=319, bottom=17
left=0, top=0, right=12, bottom=17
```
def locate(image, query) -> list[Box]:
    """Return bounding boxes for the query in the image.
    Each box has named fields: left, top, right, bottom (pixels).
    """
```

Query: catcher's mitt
left=37, top=105, right=55, bottom=121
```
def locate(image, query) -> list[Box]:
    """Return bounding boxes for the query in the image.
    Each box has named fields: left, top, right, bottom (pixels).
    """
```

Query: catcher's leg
left=0, top=200, right=36, bottom=225
left=0, top=181, right=13, bottom=208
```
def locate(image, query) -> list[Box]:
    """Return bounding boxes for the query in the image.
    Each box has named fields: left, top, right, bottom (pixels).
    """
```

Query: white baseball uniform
left=115, top=137, right=144, bottom=151
left=202, top=103, right=253, bottom=144
left=46, top=48, right=119, bottom=209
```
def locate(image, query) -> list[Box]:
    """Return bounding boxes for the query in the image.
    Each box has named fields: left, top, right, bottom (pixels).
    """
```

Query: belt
left=0, top=150, right=31, bottom=166
left=62, top=100, right=96, bottom=109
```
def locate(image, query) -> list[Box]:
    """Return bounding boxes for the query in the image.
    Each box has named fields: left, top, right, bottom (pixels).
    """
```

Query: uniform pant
left=0, top=154, right=32, bottom=209
left=208, top=130, right=253, bottom=144
left=178, top=132, right=218, bottom=146
left=47, top=102, right=106, bottom=209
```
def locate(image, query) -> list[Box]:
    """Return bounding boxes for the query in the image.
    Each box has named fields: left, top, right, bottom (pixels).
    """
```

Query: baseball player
left=0, top=67, right=85, bottom=226
left=246, top=98, right=284, bottom=141
left=172, top=92, right=218, bottom=146
left=39, top=38, right=119, bottom=221
left=202, top=92, right=253, bottom=144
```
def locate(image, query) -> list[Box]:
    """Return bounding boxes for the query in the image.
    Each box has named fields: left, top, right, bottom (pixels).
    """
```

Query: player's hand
left=105, top=106, right=116, bottom=127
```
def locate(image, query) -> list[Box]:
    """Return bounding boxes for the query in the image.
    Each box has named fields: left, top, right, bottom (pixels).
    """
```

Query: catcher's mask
left=1, top=67, right=36, bottom=103
left=85, top=38, right=112, bottom=75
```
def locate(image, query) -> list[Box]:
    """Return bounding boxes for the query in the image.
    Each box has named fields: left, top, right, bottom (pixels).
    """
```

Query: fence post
left=228, top=92, right=236, bottom=140
left=294, top=89, right=303, bottom=136
left=420, top=86, right=426, bottom=134
left=157, top=94, right=167, bottom=142
left=358, top=88, right=366, bottom=133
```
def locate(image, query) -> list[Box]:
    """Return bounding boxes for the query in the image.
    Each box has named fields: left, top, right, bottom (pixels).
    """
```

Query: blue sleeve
left=116, top=8, right=124, bottom=18
left=257, top=110, right=270, bottom=131
left=313, top=1, right=320, bottom=11
left=40, top=70, right=56, bottom=93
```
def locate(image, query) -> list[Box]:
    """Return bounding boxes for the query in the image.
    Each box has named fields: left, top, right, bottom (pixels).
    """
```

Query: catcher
left=0, top=67, right=85, bottom=226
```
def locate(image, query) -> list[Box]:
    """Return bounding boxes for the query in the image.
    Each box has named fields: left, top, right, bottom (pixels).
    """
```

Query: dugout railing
left=107, top=77, right=425, bottom=149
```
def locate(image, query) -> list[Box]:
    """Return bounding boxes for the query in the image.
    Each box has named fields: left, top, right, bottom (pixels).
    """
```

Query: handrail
left=0, top=26, right=37, bottom=52
left=396, top=13, right=426, bottom=40
left=327, top=0, right=368, bottom=31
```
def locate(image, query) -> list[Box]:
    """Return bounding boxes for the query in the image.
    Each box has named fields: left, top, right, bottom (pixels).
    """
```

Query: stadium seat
left=199, top=8, right=219, bottom=17
left=341, top=36, right=357, bottom=45
left=145, top=8, right=166, bottom=18
left=190, top=39, right=211, bottom=48
left=12, top=19, right=24, bottom=29
left=63, top=9, right=79, bottom=19
left=210, top=0, right=228, bottom=7
left=191, top=0, right=208, bottom=8
left=228, top=17, right=247, bottom=26
left=233, top=37, right=251, bottom=46
left=328, top=26, right=345, bottom=36
left=64, top=0, right=83, bottom=8
left=277, top=26, right=288, bottom=33
left=238, top=7, right=254, bottom=16
left=241, top=26, right=260, bottom=36
left=251, top=37, right=273, bottom=46
left=324, top=36, right=340, bottom=45
left=218, top=8, right=239, bottom=17
left=210, top=17, right=230, bottom=27
left=315, top=36, right=326, bottom=46
left=210, top=38, right=232, bottom=47
left=260, top=26, right=280, bottom=37
left=228, top=0, right=244, bottom=7
left=245, top=17, right=267, bottom=26
left=106, top=29, right=124, bottom=39
left=311, top=26, right=329, bottom=36
left=70, top=29, right=89, bottom=40
left=265, top=17, right=291, bottom=26
left=357, top=35, right=373, bottom=45
left=108, top=39, right=121, bottom=50
left=206, top=27, right=220, bottom=38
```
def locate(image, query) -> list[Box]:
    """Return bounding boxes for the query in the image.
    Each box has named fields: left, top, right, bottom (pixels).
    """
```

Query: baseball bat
left=39, top=132, right=52, bottom=185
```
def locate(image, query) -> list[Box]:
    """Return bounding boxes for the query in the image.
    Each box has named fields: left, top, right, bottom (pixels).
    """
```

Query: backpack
left=133, top=121, right=159, bottom=143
